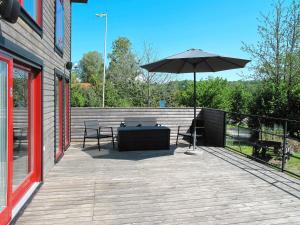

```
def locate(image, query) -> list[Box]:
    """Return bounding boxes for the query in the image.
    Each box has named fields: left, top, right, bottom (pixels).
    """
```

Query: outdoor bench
left=118, top=126, right=170, bottom=151
left=252, top=140, right=282, bottom=159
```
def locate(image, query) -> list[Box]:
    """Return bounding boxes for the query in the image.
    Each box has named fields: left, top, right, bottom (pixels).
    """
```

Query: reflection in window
left=0, top=61, right=7, bottom=210
left=23, top=0, right=37, bottom=22
left=13, top=67, right=32, bottom=190
left=55, top=0, right=64, bottom=53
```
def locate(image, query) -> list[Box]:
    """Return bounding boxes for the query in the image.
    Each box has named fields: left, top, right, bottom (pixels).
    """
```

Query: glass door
left=11, top=62, right=42, bottom=209
left=12, top=67, right=33, bottom=190
left=0, top=55, right=42, bottom=225
left=0, top=55, right=13, bottom=225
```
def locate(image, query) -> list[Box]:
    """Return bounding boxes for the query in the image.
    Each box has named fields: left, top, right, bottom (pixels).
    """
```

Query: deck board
left=15, top=143, right=300, bottom=225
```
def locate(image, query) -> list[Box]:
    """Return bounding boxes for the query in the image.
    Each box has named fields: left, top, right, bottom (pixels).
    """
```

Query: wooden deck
left=16, top=143, right=300, bottom=225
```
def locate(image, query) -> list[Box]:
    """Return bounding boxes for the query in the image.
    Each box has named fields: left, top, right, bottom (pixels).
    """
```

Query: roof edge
left=71, top=0, right=88, bottom=3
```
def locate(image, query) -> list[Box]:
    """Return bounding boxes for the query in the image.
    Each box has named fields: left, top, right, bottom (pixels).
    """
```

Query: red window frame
left=64, top=80, right=70, bottom=149
left=55, top=77, right=63, bottom=161
left=0, top=55, right=42, bottom=225
left=19, top=0, right=43, bottom=26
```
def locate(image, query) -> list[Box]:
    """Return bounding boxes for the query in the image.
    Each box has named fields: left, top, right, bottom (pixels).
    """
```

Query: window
left=19, top=0, right=42, bottom=26
left=55, top=0, right=64, bottom=54
left=24, top=0, right=37, bottom=20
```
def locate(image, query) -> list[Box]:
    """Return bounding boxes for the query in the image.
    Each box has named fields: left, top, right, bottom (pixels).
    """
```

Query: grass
left=285, top=152, right=300, bottom=175
left=226, top=139, right=253, bottom=156
left=226, top=139, right=300, bottom=178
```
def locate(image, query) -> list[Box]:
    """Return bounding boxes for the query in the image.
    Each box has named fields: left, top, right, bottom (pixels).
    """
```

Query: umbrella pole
left=193, top=71, right=197, bottom=151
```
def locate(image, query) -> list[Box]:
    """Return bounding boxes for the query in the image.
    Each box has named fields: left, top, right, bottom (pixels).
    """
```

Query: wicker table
left=117, top=126, right=170, bottom=151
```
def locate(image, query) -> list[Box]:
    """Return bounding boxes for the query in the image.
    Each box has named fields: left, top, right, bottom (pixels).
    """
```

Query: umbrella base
left=184, top=148, right=204, bottom=156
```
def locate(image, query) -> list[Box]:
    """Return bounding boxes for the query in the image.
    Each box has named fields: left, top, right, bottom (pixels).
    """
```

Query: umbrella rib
left=218, top=57, right=245, bottom=68
left=177, top=59, right=186, bottom=73
left=204, top=60, right=215, bottom=72
left=147, top=60, right=171, bottom=72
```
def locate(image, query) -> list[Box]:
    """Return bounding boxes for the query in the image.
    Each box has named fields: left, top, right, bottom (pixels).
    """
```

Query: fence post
left=281, top=120, right=288, bottom=172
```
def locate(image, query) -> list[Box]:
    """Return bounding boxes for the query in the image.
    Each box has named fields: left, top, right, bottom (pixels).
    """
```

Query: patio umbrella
left=141, top=48, right=250, bottom=152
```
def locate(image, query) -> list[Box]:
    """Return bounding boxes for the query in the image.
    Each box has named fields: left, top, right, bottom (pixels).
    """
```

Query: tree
left=107, top=37, right=140, bottom=82
left=242, top=0, right=299, bottom=84
left=242, top=0, right=300, bottom=117
left=77, top=51, right=104, bottom=85
left=107, top=37, right=142, bottom=106
left=138, top=42, right=172, bottom=107
left=75, top=51, right=104, bottom=107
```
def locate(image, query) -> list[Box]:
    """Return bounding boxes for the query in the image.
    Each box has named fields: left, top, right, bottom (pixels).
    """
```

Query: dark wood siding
left=203, top=108, right=226, bottom=147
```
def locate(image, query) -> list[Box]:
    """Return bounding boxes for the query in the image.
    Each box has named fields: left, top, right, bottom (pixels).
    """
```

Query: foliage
left=242, top=0, right=300, bottom=119
left=106, top=37, right=143, bottom=106
left=177, top=78, right=230, bottom=110
left=77, top=51, right=104, bottom=85
left=107, top=37, right=140, bottom=83
left=149, top=81, right=180, bottom=107
left=13, top=68, right=28, bottom=107
left=242, top=0, right=300, bottom=86
left=227, top=84, right=252, bottom=123
left=71, top=70, right=101, bottom=107
left=71, top=83, right=86, bottom=107
left=73, top=51, right=104, bottom=107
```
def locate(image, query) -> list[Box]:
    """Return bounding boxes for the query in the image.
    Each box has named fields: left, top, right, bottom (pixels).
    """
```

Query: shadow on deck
left=80, top=142, right=178, bottom=161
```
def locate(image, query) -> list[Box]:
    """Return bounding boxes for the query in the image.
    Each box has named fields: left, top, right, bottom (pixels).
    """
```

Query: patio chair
left=176, top=119, right=205, bottom=148
left=83, top=120, right=115, bottom=151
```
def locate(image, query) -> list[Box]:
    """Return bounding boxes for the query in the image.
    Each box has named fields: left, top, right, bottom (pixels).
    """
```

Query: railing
left=225, top=112, right=300, bottom=178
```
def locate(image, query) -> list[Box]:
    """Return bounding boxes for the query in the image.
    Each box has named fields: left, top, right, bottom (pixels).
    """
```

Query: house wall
left=0, top=0, right=71, bottom=176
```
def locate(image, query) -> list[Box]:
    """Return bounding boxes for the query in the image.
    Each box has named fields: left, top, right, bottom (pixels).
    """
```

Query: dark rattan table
left=117, top=126, right=170, bottom=151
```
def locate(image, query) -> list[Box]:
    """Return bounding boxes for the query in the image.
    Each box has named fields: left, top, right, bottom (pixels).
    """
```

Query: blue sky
left=71, top=0, right=284, bottom=81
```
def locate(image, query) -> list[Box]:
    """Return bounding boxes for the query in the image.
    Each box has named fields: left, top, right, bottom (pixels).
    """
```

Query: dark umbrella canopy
left=141, top=49, right=250, bottom=73
left=141, top=49, right=250, bottom=152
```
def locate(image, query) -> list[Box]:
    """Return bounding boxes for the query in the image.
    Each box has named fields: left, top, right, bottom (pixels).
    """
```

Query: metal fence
left=225, top=112, right=300, bottom=178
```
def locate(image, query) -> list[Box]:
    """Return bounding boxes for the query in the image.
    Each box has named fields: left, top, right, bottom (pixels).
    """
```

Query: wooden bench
left=252, top=140, right=282, bottom=159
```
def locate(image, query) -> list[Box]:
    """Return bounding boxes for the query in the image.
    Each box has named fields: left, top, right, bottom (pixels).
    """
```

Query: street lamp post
left=96, top=13, right=107, bottom=108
